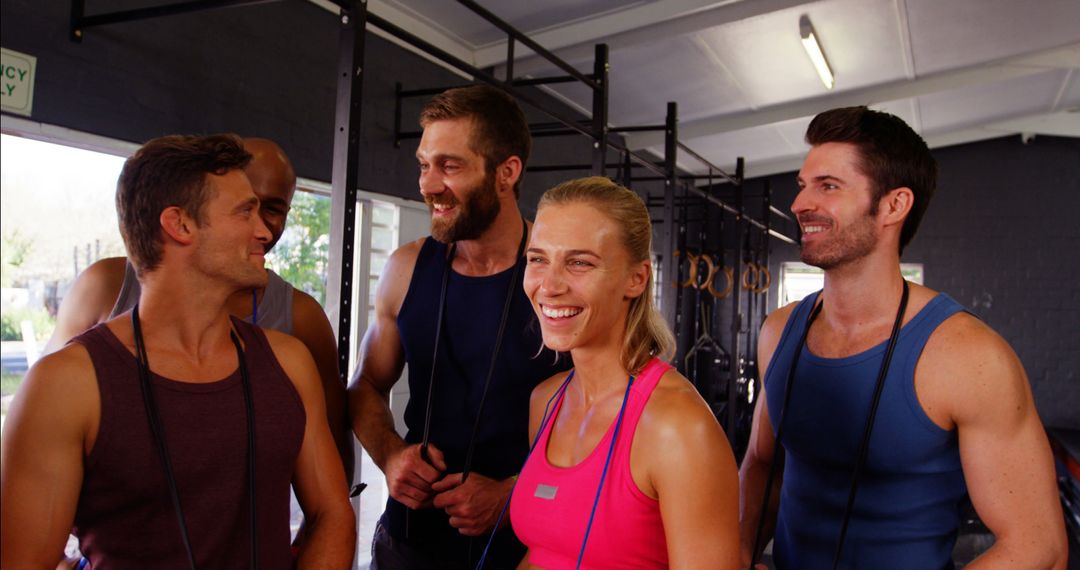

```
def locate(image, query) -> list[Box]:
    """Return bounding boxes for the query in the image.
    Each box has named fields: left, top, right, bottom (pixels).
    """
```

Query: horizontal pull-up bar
left=676, top=141, right=738, bottom=185
left=512, top=75, right=591, bottom=87
left=397, top=85, right=470, bottom=98
left=528, top=162, right=649, bottom=173
left=768, top=228, right=797, bottom=244
left=531, top=129, right=585, bottom=138
left=770, top=204, right=795, bottom=224
left=396, top=128, right=586, bottom=140
left=397, top=74, right=593, bottom=98
left=645, top=181, right=798, bottom=245
left=605, top=138, right=668, bottom=180
left=70, top=0, right=280, bottom=41
left=369, top=13, right=601, bottom=143
left=694, top=189, right=796, bottom=244
left=455, top=0, right=600, bottom=92
left=530, top=120, right=590, bottom=130
left=610, top=124, right=666, bottom=133
left=396, top=127, right=615, bottom=143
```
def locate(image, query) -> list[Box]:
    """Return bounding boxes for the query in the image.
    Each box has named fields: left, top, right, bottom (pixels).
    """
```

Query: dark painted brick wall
left=0, top=0, right=597, bottom=208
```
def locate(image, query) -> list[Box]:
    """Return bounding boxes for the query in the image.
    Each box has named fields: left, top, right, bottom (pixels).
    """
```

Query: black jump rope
left=475, top=369, right=635, bottom=570
left=138, top=253, right=908, bottom=569
left=750, top=280, right=910, bottom=570
left=410, top=217, right=526, bottom=567
left=417, top=216, right=632, bottom=569
left=132, top=304, right=258, bottom=570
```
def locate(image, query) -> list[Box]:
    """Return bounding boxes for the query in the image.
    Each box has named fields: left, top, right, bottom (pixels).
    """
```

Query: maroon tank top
left=70, top=318, right=305, bottom=569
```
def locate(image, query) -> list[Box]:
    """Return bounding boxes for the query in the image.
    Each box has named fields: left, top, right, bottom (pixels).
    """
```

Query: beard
left=427, top=172, right=501, bottom=243
left=799, top=207, right=878, bottom=270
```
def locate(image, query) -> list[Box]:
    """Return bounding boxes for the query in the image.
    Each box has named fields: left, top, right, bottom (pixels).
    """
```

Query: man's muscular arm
left=268, top=331, right=355, bottom=569
left=348, top=240, right=447, bottom=510
left=291, top=290, right=353, bottom=482
left=43, top=257, right=128, bottom=354
left=926, top=315, right=1066, bottom=569
left=1, top=346, right=97, bottom=568
left=738, top=304, right=795, bottom=569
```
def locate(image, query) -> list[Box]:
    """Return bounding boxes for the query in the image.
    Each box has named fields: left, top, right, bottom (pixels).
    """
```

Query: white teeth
left=803, top=225, right=827, bottom=234
left=433, top=204, right=452, bottom=211
left=542, top=306, right=582, bottom=319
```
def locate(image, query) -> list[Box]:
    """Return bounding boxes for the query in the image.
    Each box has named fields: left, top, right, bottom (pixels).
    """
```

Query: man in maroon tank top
left=1, top=134, right=355, bottom=568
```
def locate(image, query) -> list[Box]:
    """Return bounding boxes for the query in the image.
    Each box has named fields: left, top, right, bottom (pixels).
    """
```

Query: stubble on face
left=427, top=171, right=501, bottom=243
left=192, top=173, right=270, bottom=291
left=193, top=224, right=269, bottom=291
left=798, top=203, right=879, bottom=270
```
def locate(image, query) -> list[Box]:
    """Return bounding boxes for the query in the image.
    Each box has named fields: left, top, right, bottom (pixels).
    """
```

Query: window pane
left=779, top=261, right=924, bottom=307
left=371, top=226, right=394, bottom=252
left=266, top=190, right=331, bottom=306
left=372, top=203, right=396, bottom=226
left=351, top=198, right=403, bottom=570
left=1, top=134, right=126, bottom=397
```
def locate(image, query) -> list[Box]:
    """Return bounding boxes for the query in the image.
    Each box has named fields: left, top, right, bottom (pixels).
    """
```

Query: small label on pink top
left=534, top=483, right=558, bottom=500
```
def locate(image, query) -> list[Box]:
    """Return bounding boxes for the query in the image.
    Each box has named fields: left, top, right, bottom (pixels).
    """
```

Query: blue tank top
left=389, top=237, right=570, bottom=565
left=765, top=291, right=968, bottom=570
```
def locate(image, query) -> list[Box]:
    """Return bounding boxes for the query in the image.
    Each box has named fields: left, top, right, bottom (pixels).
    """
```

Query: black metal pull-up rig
left=68, top=0, right=798, bottom=450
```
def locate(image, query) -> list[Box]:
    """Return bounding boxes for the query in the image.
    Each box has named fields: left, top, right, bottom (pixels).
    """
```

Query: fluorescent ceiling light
left=800, top=15, right=834, bottom=90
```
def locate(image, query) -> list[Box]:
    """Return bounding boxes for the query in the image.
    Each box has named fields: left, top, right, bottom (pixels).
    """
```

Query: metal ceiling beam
left=627, top=42, right=1080, bottom=149
left=479, top=0, right=815, bottom=73
left=983, top=110, right=1080, bottom=139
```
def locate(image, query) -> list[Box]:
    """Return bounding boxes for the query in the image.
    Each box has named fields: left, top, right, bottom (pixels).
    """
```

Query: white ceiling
left=318, top=0, right=1080, bottom=178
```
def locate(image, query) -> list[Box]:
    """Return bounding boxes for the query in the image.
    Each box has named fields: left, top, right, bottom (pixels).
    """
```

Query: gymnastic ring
left=679, top=252, right=699, bottom=289
left=747, top=260, right=764, bottom=291
left=746, top=261, right=761, bottom=292
left=753, top=263, right=772, bottom=293
left=707, top=265, right=735, bottom=299
left=694, top=254, right=715, bottom=290
left=741, top=262, right=758, bottom=291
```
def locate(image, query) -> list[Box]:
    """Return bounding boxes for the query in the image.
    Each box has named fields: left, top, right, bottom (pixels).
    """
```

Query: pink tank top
left=510, top=358, right=671, bottom=569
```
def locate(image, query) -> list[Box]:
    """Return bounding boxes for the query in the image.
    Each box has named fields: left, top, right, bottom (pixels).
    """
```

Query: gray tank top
left=110, top=261, right=294, bottom=334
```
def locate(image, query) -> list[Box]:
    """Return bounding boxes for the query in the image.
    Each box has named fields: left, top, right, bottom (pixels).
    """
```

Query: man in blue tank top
left=738, top=107, right=1066, bottom=569
left=348, top=85, right=569, bottom=569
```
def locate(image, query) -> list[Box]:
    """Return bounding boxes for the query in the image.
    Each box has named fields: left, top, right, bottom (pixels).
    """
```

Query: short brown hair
left=805, top=106, right=937, bottom=253
left=419, top=84, right=531, bottom=198
left=116, top=134, right=251, bottom=275
left=538, top=177, right=675, bottom=374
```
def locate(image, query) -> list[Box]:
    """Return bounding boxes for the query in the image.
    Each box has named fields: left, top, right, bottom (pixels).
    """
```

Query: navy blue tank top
left=390, top=237, right=570, bottom=566
left=765, top=291, right=968, bottom=570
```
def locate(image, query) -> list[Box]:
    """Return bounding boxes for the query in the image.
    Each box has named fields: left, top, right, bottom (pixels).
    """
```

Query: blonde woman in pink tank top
left=508, top=177, right=740, bottom=569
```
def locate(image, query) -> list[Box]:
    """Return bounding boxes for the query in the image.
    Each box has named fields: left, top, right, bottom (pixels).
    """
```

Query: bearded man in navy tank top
left=738, top=107, right=1066, bottom=569
left=1, top=134, right=355, bottom=569
left=348, top=85, right=570, bottom=570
